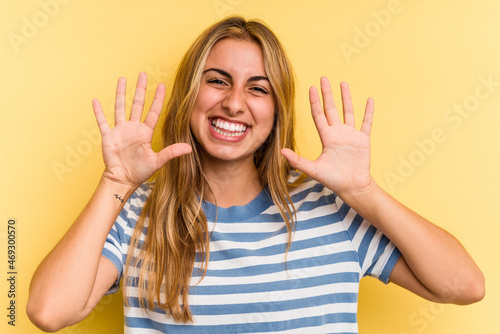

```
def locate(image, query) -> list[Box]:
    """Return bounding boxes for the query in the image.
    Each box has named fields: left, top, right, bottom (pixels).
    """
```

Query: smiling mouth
left=210, top=118, right=248, bottom=137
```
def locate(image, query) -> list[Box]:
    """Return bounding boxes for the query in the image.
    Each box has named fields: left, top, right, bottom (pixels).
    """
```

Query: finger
left=320, top=77, right=341, bottom=126
left=281, top=148, right=316, bottom=179
left=360, top=97, right=374, bottom=136
left=114, top=77, right=127, bottom=126
left=129, top=72, right=148, bottom=122
left=309, top=85, right=329, bottom=134
left=156, top=143, right=193, bottom=167
left=340, top=81, right=355, bottom=127
left=92, top=99, right=110, bottom=136
left=143, top=83, right=166, bottom=130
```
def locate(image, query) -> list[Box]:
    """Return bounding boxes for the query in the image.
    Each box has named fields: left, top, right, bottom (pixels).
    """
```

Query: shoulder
left=127, top=182, right=153, bottom=208
left=116, top=182, right=153, bottom=229
left=288, top=172, right=335, bottom=199
left=287, top=173, right=340, bottom=213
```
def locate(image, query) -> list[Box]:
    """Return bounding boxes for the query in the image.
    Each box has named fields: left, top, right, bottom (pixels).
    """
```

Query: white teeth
left=211, top=118, right=247, bottom=137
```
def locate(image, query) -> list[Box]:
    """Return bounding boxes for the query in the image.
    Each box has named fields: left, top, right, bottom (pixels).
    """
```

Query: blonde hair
left=124, top=16, right=305, bottom=322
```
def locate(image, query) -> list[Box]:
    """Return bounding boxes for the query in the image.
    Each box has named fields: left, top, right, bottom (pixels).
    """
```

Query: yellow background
left=1, top=0, right=498, bottom=333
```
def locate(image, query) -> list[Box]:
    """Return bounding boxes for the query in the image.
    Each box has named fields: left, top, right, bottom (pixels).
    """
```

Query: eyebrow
left=203, top=68, right=269, bottom=83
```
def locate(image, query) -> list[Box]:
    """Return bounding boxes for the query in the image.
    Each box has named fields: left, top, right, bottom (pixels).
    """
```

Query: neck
left=201, top=156, right=263, bottom=208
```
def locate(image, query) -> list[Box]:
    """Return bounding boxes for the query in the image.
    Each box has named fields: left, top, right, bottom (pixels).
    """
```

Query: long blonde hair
left=124, top=16, right=305, bottom=322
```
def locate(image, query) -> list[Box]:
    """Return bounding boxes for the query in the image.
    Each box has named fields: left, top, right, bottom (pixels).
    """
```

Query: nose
left=221, top=86, right=246, bottom=115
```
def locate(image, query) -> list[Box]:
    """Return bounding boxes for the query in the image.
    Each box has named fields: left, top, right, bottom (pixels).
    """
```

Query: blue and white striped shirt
left=102, top=176, right=401, bottom=333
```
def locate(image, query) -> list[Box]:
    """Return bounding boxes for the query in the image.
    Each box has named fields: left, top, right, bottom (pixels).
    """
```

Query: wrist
left=99, top=174, right=137, bottom=202
left=337, top=178, right=381, bottom=206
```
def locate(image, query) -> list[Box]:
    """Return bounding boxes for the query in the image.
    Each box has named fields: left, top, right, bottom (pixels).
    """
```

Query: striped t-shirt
left=102, top=176, right=401, bottom=333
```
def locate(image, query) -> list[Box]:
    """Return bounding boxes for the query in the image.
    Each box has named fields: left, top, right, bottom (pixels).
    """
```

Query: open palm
left=92, top=73, right=192, bottom=189
left=282, top=77, right=374, bottom=196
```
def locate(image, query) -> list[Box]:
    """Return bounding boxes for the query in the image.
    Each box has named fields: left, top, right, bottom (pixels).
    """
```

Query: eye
left=250, top=86, right=270, bottom=95
left=207, top=78, right=227, bottom=86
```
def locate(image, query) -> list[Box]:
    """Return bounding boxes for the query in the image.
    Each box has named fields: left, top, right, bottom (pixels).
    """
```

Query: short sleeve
left=335, top=195, right=401, bottom=284
left=101, top=183, right=152, bottom=294
left=101, top=210, right=127, bottom=294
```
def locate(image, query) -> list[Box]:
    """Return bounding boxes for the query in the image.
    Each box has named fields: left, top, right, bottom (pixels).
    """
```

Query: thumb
left=157, top=143, right=193, bottom=167
left=281, top=148, right=315, bottom=178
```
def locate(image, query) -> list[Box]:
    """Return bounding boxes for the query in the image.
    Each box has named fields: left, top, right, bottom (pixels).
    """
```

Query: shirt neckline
left=201, top=187, right=273, bottom=222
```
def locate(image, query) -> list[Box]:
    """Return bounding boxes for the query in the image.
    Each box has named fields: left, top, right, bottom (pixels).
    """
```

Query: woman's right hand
left=92, top=72, right=192, bottom=190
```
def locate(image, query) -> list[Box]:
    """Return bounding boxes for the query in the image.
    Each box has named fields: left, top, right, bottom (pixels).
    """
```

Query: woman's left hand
left=281, top=77, right=375, bottom=197
left=283, top=77, right=486, bottom=305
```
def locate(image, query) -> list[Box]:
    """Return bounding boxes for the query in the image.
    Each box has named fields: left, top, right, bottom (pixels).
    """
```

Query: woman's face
left=190, top=38, right=275, bottom=167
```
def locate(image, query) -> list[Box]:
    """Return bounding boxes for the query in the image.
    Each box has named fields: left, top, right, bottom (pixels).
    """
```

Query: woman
left=27, top=16, right=484, bottom=333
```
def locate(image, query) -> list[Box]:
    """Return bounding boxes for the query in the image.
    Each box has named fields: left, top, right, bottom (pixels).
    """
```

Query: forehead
left=204, top=38, right=266, bottom=74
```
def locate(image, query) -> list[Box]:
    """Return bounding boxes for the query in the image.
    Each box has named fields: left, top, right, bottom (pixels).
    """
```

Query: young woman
left=27, top=16, right=484, bottom=333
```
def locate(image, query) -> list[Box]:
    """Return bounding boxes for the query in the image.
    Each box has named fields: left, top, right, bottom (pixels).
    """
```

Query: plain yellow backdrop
left=1, top=0, right=498, bottom=333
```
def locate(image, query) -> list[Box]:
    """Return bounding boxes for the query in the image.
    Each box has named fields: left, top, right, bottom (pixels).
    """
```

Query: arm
left=27, top=178, right=133, bottom=332
left=281, top=77, right=485, bottom=304
left=342, top=181, right=485, bottom=304
left=27, top=73, right=192, bottom=332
